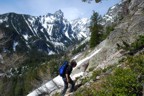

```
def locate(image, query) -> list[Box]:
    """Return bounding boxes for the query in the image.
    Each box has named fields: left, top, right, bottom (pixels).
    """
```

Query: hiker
left=60, top=60, right=77, bottom=96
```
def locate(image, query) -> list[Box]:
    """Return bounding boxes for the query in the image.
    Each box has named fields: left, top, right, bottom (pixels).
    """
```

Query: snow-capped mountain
left=70, top=18, right=90, bottom=40
left=0, top=10, right=90, bottom=54
left=102, top=1, right=126, bottom=26
left=102, top=4, right=121, bottom=25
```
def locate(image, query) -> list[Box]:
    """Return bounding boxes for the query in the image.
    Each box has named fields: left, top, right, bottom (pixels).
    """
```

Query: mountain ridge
left=0, top=10, right=90, bottom=55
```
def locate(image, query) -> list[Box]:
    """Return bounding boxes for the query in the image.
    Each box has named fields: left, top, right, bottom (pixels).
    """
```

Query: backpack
left=59, top=61, right=69, bottom=77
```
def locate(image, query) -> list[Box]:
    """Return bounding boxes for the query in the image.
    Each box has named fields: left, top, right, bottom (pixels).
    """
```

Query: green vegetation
left=75, top=54, right=144, bottom=96
left=82, top=0, right=101, bottom=3
left=102, top=25, right=115, bottom=39
left=0, top=63, right=50, bottom=96
left=74, top=36, right=144, bottom=96
left=72, top=42, right=88, bottom=55
left=88, top=67, right=95, bottom=72
left=89, top=13, right=115, bottom=49
left=96, top=54, right=144, bottom=96
left=89, top=11, right=103, bottom=48
left=117, top=35, right=144, bottom=53
left=81, top=77, right=91, bottom=85
left=0, top=50, right=69, bottom=96
left=91, top=69, right=102, bottom=81
left=130, top=35, right=144, bottom=51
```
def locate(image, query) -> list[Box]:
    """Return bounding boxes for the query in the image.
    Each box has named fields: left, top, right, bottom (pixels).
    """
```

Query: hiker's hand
left=67, top=79, right=70, bottom=83
left=66, top=74, right=70, bottom=83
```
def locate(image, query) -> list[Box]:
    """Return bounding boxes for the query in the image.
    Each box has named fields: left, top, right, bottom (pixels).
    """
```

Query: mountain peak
left=54, top=9, right=64, bottom=18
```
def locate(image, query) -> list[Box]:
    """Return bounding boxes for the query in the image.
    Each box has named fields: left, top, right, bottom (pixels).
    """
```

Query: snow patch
left=48, top=51, right=55, bottom=55
left=0, top=54, right=4, bottom=64
left=111, top=5, right=116, bottom=10
left=51, top=41, right=64, bottom=46
left=40, top=29, right=44, bottom=32
left=65, top=30, right=70, bottom=39
left=5, top=25, right=9, bottom=27
left=76, top=48, right=102, bottom=67
left=72, top=53, right=82, bottom=60
left=28, top=17, right=35, bottom=24
left=0, top=19, right=3, bottom=23
left=3, top=17, right=8, bottom=22
left=22, top=15, right=37, bottom=36
left=13, top=41, right=18, bottom=51
left=47, top=24, right=53, bottom=36
left=23, top=34, right=29, bottom=40
left=11, top=20, right=20, bottom=34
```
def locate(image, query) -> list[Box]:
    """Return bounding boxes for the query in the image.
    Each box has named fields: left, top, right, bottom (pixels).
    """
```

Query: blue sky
left=0, top=0, right=121, bottom=20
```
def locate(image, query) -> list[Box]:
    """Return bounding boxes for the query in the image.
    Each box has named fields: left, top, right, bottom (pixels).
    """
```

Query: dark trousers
left=61, top=77, right=75, bottom=96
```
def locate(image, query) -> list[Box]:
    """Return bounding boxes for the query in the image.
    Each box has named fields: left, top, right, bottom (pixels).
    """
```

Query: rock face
left=88, top=0, right=144, bottom=69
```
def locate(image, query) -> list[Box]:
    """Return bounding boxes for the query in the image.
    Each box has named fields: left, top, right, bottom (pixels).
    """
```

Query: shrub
left=107, top=68, right=140, bottom=95
left=81, top=77, right=90, bottom=85
left=90, top=67, right=142, bottom=96
left=126, top=54, right=144, bottom=77
left=74, top=53, right=144, bottom=96
left=74, top=87, right=94, bottom=96
left=130, top=35, right=144, bottom=51
left=72, top=42, right=88, bottom=55
left=117, top=35, right=144, bottom=54
left=89, top=67, right=95, bottom=72
left=91, top=69, right=102, bottom=81
left=103, top=25, right=115, bottom=39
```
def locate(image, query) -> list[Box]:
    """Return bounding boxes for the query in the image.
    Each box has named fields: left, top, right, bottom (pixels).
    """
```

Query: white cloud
left=61, top=7, right=84, bottom=20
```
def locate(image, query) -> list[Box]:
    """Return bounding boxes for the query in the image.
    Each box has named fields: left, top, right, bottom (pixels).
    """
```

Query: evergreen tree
left=89, top=11, right=103, bottom=48
left=82, top=0, right=101, bottom=3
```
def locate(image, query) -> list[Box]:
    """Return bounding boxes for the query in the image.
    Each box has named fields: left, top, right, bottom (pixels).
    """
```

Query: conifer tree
left=82, top=0, right=101, bottom=3
left=89, top=11, right=103, bottom=48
